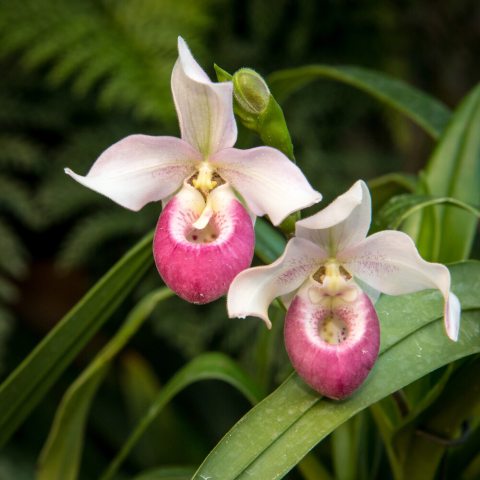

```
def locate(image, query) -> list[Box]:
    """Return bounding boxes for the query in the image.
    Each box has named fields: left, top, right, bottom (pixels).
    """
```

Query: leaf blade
left=268, top=65, right=451, bottom=139
left=37, top=288, right=173, bottom=480
left=101, top=352, right=263, bottom=480
left=192, top=262, right=480, bottom=479
left=0, top=231, right=154, bottom=447
left=424, top=83, right=480, bottom=261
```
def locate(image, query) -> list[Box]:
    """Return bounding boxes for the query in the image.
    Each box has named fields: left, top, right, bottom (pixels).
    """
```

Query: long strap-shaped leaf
left=37, top=288, right=173, bottom=480
left=268, top=65, right=451, bottom=139
left=422, top=83, right=480, bottom=262
left=132, top=466, right=196, bottom=480
left=100, top=352, right=263, bottom=480
left=0, top=231, right=154, bottom=447
left=193, top=261, right=480, bottom=479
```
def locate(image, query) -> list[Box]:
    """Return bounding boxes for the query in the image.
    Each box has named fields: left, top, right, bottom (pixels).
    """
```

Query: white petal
left=342, top=230, right=461, bottom=341
left=227, top=237, right=325, bottom=327
left=446, top=292, right=461, bottom=341
left=295, top=180, right=370, bottom=254
left=212, top=147, right=322, bottom=225
left=172, top=37, right=237, bottom=156
left=65, top=135, right=198, bottom=211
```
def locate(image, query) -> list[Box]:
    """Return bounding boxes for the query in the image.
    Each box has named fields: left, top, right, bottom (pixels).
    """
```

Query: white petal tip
left=177, top=36, right=187, bottom=49
left=227, top=310, right=272, bottom=329
left=446, top=292, right=461, bottom=341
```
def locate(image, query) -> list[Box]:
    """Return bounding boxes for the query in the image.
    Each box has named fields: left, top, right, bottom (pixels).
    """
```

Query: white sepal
left=172, top=37, right=237, bottom=156
left=213, top=146, right=321, bottom=226
left=65, top=135, right=198, bottom=211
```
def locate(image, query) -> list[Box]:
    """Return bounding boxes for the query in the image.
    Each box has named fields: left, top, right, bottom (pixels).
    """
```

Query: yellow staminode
left=323, top=259, right=350, bottom=296
left=193, top=162, right=217, bottom=195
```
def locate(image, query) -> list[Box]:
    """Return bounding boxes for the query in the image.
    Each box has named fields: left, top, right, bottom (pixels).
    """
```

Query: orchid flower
left=65, top=37, right=321, bottom=304
left=228, top=180, right=461, bottom=399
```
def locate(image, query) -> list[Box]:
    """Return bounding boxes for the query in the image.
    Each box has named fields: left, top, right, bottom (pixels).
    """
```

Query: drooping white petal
left=227, top=237, right=326, bottom=327
left=446, top=292, right=461, bottom=341
left=212, top=146, right=322, bottom=226
left=342, top=230, right=461, bottom=341
left=296, top=180, right=370, bottom=254
left=171, top=37, right=237, bottom=156
left=65, top=135, right=198, bottom=211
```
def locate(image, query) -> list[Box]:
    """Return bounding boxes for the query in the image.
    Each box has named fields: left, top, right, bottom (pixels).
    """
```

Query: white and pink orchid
left=228, top=180, right=461, bottom=399
left=65, top=37, right=321, bottom=304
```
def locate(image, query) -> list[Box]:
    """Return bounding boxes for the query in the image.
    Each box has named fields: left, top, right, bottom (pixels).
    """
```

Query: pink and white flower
left=228, top=180, right=461, bottom=399
left=65, top=37, right=321, bottom=304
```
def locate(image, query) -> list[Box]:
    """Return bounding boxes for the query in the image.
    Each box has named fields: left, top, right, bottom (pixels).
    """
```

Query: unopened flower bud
left=233, top=68, right=271, bottom=115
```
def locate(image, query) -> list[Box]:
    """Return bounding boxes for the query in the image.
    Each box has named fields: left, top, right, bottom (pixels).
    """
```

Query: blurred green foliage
left=0, top=0, right=478, bottom=478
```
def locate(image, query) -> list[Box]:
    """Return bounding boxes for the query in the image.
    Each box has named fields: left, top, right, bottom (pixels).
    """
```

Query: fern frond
left=151, top=299, right=229, bottom=358
left=37, top=175, right=107, bottom=227
left=0, top=276, right=18, bottom=303
left=36, top=123, right=140, bottom=226
left=0, top=175, right=37, bottom=226
left=0, top=0, right=223, bottom=122
left=0, top=135, right=43, bottom=173
left=0, top=307, right=12, bottom=375
left=0, top=219, right=28, bottom=278
left=57, top=208, right=154, bottom=269
left=0, top=72, right=76, bottom=130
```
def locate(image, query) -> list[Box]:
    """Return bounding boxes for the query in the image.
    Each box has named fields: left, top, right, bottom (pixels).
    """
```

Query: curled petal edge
left=342, top=230, right=461, bottom=342
left=295, top=179, right=371, bottom=253
left=227, top=237, right=325, bottom=328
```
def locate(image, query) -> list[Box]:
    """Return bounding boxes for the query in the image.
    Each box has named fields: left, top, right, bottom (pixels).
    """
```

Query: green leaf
left=423, top=83, right=480, bottom=262
left=268, top=65, right=451, bottom=139
left=101, top=352, right=263, bottom=480
left=0, top=231, right=154, bottom=447
left=36, top=288, right=172, bottom=480
left=297, top=453, right=333, bottom=480
left=462, top=441, right=480, bottom=480
left=192, top=261, right=480, bottom=479
left=118, top=352, right=204, bottom=466
left=254, top=219, right=287, bottom=264
left=131, top=467, right=196, bottom=480
left=394, top=356, right=480, bottom=480
left=368, top=173, right=417, bottom=214
left=375, top=194, right=480, bottom=231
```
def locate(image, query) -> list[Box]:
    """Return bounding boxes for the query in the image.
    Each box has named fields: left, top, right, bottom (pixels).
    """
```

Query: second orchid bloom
left=65, top=38, right=321, bottom=303
left=228, top=180, right=461, bottom=399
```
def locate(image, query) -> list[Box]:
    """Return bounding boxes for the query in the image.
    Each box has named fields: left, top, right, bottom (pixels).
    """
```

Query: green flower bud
left=215, top=64, right=295, bottom=162
left=233, top=68, right=270, bottom=115
left=215, top=64, right=298, bottom=234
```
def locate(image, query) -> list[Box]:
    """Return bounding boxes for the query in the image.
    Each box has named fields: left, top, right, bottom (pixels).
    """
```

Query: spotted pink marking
left=153, top=194, right=255, bottom=304
left=284, top=289, right=380, bottom=400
